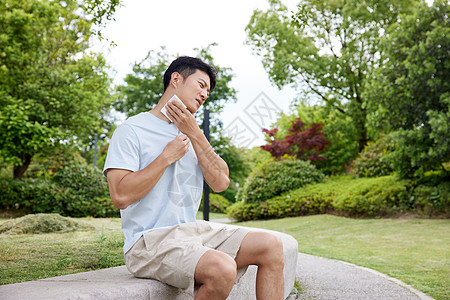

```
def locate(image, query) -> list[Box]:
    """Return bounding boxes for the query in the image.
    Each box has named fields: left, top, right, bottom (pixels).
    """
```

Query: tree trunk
left=352, top=91, right=368, bottom=153
left=358, top=125, right=369, bottom=153
left=13, top=153, right=33, bottom=179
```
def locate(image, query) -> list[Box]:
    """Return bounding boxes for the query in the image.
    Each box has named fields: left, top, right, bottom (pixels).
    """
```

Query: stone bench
left=0, top=223, right=298, bottom=299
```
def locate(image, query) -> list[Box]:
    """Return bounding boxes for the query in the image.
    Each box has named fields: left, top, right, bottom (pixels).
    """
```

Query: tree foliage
left=365, top=0, right=450, bottom=178
left=115, top=48, right=169, bottom=117
left=261, top=118, right=330, bottom=162
left=271, top=104, right=359, bottom=174
left=82, top=0, right=122, bottom=40
left=245, top=0, right=417, bottom=152
left=0, top=0, right=113, bottom=178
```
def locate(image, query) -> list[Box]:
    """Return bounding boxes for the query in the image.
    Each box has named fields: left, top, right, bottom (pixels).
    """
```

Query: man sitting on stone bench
left=103, top=56, right=284, bottom=299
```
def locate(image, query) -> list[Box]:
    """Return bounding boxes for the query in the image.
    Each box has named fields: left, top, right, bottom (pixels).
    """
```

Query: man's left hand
left=166, top=100, right=201, bottom=137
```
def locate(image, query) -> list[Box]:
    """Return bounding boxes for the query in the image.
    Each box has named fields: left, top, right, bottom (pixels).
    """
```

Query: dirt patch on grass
left=0, top=214, right=94, bottom=235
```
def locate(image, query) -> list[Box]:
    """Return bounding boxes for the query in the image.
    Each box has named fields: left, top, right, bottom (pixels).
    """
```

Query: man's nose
left=200, top=90, right=207, bottom=100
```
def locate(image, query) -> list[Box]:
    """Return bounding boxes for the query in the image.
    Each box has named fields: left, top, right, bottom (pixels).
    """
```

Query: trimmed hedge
left=200, top=193, right=231, bottom=214
left=350, top=134, right=395, bottom=178
left=239, top=159, right=324, bottom=204
left=0, top=164, right=119, bottom=218
left=227, top=176, right=450, bottom=221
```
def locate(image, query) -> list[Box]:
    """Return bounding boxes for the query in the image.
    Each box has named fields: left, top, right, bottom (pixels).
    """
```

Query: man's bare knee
left=236, top=231, right=285, bottom=269
left=252, top=233, right=284, bottom=269
left=195, top=250, right=237, bottom=298
left=266, top=234, right=284, bottom=269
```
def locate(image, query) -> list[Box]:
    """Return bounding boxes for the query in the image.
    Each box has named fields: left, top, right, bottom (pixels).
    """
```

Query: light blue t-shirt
left=103, top=112, right=204, bottom=253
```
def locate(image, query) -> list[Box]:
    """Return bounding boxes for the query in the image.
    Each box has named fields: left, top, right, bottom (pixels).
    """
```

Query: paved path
left=292, top=253, right=433, bottom=300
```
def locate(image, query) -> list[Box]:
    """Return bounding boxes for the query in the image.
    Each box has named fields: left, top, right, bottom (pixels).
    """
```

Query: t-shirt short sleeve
left=103, top=124, right=140, bottom=177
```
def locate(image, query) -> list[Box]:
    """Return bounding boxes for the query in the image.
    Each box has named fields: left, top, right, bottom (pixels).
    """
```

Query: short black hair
left=163, top=56, right=217, bottom=92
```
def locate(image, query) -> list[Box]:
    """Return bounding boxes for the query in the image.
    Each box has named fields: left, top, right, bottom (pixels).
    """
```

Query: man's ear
left=170, top=72, right=183, bottom=89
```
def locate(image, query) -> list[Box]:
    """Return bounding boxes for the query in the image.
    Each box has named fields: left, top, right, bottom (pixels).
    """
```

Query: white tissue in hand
left=161, top=95, right=186, bottom=123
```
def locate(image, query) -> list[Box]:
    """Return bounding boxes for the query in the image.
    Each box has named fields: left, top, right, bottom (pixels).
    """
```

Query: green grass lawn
left=1, top=214, right=448, bottom=299
left=0, top=217, right=124, bottom=285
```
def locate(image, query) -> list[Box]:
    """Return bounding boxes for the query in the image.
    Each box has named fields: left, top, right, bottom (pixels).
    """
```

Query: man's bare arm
left=107, top=134, right=190, bottom=209
left=189, top=131, right=230, bottom=192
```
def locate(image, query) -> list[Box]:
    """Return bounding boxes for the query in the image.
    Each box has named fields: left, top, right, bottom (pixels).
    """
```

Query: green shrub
left=53, top=164, right=109, bottom=200
left=227, top=175, right=449, bottom=221
left=228, top=177, right=337, bottom=221
left=332, top=176, right=412, bottom=217
left=0, top=164, right=119, bottom=218
left=209, top=194, right=230, bottom=213
left=200, top=193, right=231, bottom=214
left=412, top=182, right=450, bottom=217
left=226, top=201, right=259, bottom=221
left=239, top=159, right=324, bottom=204
left=0, top=178, right=65, bottom=214
left=52, top=164, right=118, bottom=217
left=217, top=188, right=237, bottom=203
left=351, top=134, right=395, bottom=177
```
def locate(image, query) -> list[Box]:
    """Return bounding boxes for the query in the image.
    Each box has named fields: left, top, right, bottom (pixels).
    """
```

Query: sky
left=92, top=0, right=300, bottom=148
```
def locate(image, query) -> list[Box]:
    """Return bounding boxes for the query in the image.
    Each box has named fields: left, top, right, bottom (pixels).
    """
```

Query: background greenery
left=0, top=163, right=118, bottom=218
left=1, top=0, right=448, bottom=217
left=228, top=175, right=450, bottom=221
left=237, top=158, right=324, bottom=204
left=0, top=0, right=114, bottom=179
left=0, top=1, right=448, bottom=299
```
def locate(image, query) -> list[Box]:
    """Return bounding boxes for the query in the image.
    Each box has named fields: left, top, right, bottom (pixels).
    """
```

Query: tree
left=365, top=0, right=450, bottom=178
left=261, top=118, right=330, bottom=162
left=115, top=48, right=170, bottom=117
left=245, top=0, right=417, bottom=152
left=273, top=104, right=359, bottom=174
left=0, top=0, right=113, bottom=178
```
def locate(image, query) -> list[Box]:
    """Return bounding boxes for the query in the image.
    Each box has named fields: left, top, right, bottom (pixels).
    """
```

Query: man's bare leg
left=235, top=232, right=284, bottom=300
left=194, top=249, right=237, bottom=300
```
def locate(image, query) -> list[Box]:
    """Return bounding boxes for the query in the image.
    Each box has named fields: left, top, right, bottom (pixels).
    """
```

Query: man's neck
left=149, top=94, right=173, bottom=123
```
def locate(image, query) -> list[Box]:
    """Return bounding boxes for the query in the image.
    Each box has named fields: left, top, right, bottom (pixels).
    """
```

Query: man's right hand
left=162, top=134, right=190, bottom=165
left=107, top=134, right=190, bottom=210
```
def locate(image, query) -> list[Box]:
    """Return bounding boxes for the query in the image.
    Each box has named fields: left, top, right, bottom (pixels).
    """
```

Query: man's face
left=176, top=70, right=210, bottom=114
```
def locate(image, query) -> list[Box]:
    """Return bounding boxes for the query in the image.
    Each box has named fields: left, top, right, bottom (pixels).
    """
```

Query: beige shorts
left=124, top=221, right=250, bottom=297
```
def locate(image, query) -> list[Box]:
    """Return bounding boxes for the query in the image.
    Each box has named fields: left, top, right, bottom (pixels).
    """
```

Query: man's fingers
left=174, top=101, right=189, bottom=114
left=177, top=134, right=188, bottom=141
left=168, top=100, right=192, bottom=120
left=169, top=100, right=186, bottom=111
left=168, top=101, right=183, bottom=114
left=167, top=106, right=180, bottom=120
left=174, top=135, right=190, bottom=150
